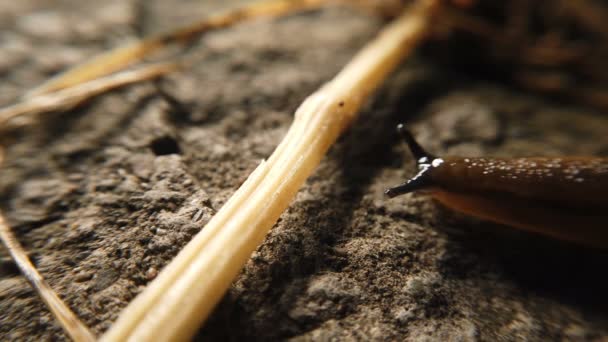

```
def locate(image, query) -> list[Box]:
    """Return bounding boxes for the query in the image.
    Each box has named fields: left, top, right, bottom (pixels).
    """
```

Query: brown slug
left=385, top=124, right=608, bottom=248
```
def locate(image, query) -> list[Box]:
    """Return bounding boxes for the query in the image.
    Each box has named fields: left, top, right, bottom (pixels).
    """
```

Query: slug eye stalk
left=396, top=123, right=435, bottom=164
left=385, top=124, right=439, bottom=198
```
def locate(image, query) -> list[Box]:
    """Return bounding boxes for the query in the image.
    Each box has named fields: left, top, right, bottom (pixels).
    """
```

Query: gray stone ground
left=1, top=1, right=607, bottom=340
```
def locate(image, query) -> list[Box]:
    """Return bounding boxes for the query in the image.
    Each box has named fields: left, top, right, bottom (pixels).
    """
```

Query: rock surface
left=1, top=0, right=607, bottom=340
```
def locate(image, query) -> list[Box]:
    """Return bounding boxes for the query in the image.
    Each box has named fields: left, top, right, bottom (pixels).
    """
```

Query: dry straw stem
left=0, top=62, right=179, bottom=128
left=0, top=149, right=95, bottom=342
left=25, top=0, right=328, bottom=98
left=102, top=1, right=438, bottom=341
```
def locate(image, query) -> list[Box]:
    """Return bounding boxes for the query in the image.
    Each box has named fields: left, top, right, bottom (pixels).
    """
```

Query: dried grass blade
left=102, top=1, right=437, bottom=341
left=0, top=62, right=179, bottom=127
left=0, top=149, right=96, bottom=342
left=25, top=0, right=329, bottom=98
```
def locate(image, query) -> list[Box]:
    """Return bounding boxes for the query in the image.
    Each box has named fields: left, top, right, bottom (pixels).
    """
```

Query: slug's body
left=386, top=124, right=608, bottom=248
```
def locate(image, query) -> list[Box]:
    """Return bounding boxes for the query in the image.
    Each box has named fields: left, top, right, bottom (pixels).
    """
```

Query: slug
left=385, top=124, right=608, bottom=248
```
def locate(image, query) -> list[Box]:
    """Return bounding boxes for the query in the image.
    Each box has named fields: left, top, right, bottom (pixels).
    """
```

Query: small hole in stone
left=150, top=136, right=181, bottom=156
left=0, top=258, right=20, bottom=277
left=338, top=101, right=345, bottom=107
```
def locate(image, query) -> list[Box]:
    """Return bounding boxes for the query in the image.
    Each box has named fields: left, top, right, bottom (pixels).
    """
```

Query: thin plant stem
left=102, top=1, right=438, bottom=340
left=0, top=148, right=96, bottom=342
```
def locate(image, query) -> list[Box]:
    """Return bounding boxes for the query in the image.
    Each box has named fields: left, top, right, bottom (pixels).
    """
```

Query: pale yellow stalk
left=102, top=1, right=437, bottom=341
left=0, top=62, right=179, bottom=127
left=0, top=149, right=95, bottom=342
left=25, top=0, right=328, bottom=98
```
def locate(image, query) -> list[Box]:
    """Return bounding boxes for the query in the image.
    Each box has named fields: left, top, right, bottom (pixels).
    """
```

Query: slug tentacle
left=385, top=125, right=443, bottom=197
left=397, top=123, right=435, bottom=163
left=384, top=174, right=430, bottom=197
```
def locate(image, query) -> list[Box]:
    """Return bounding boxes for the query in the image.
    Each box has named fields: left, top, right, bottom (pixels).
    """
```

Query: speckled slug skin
left=387, top=126, right=608, bottom=248
left=432, top=157, right=608, bottom=210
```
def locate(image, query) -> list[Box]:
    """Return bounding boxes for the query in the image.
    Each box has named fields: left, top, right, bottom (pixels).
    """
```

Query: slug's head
left=385, top=124, right=443, bottom=198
